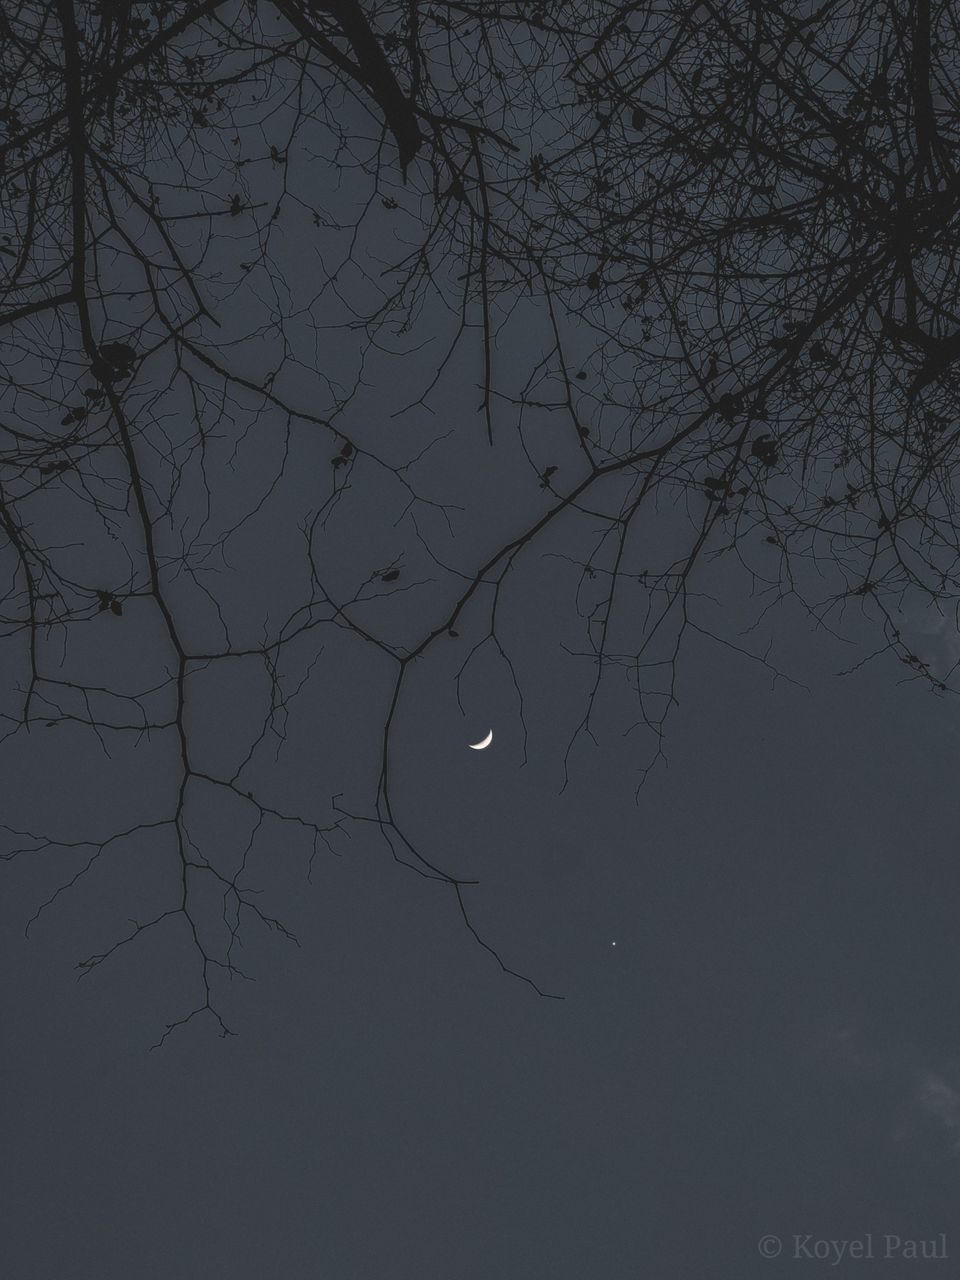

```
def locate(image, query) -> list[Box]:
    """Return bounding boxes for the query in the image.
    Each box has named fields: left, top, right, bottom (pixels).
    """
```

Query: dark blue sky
left=5, top=592, right=960, bottom=1277
left=3, top=2, right=960, bottom=1274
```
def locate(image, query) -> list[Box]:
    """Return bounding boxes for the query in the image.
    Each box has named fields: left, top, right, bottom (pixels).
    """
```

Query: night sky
left=4, top=535, right=960, bottom=1275
left=4, top=2, right=960, bottom=1276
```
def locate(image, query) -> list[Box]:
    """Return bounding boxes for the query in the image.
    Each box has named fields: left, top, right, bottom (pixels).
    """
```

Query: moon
left=468, top=729, right=493, bottom=751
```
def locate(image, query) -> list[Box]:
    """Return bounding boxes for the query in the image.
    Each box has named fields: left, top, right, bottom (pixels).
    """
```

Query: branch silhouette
left=1, top=0, right=958, bottom=1039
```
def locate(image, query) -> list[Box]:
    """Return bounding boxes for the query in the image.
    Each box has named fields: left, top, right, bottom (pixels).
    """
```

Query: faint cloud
left=913, top=1072, right=960, bottom=1151
left=899, top=603, right=960, bottom=682
left=811, top=1020, right=960, bottom=1156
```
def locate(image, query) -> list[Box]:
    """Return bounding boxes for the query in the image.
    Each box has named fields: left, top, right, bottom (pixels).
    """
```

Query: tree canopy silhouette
left=2, top=0, right=958, bottom=1039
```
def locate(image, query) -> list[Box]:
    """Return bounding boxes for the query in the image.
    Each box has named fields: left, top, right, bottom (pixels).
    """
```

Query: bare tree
left=2, top=0, right=958, bottom=1040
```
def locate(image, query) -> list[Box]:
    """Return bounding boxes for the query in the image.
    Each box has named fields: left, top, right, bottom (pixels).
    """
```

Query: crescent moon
left=468, top=729, right=493, bottom=751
